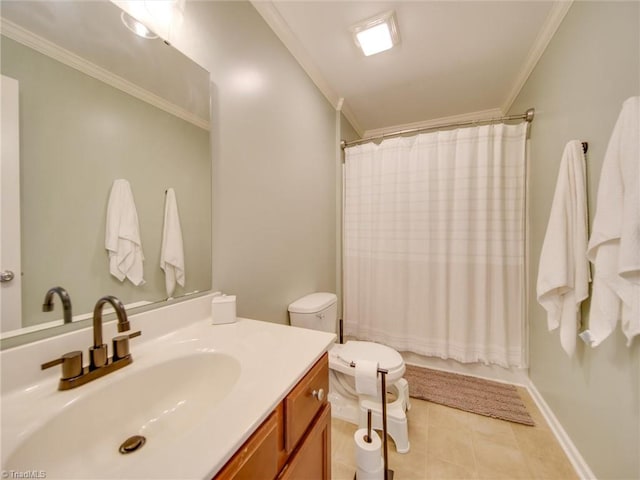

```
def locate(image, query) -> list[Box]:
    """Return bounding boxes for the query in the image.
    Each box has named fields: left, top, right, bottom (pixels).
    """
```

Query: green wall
left=509, top=2, right=639, bottom=478
left=1, top=36, right=211, bottom=327
left=172, top=2, right=338, bottom=324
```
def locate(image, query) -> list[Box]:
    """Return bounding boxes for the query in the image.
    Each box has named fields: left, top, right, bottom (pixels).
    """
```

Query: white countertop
left=0, top=305, right=335, bottom=479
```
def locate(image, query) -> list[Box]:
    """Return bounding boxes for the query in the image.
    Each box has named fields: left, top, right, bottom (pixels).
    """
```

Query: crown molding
left=250, top=1, right=365, bottom=136
left=1, top=18, right=210, bottom=130
left=501, top=0, right=574, bottom=113
left=252, top=1, right=572, bottom=138
left=251, top=1, right=339, bottom=107
left=362, top=107, right=504, bottom=139
left=338, top=101, right=364, bottom=138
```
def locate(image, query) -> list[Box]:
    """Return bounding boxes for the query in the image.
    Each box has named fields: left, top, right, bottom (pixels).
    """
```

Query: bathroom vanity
left=0, top=295, right=336, bottom=479
left=215, top=354, right=330, bottom=479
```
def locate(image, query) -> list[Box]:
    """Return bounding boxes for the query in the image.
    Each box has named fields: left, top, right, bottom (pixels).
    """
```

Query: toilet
left=288, top=292, right=411, bottom=453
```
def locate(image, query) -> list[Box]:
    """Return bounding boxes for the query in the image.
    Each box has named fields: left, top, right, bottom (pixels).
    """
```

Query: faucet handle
left=89, top=344, right=108, bottom=370
left=112, top=331, right=142, bottom=361
left=41, top=351, right=83, bottom=380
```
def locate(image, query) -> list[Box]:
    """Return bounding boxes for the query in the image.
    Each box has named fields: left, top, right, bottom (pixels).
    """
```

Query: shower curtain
left=343, top=123, right=527, bottom=368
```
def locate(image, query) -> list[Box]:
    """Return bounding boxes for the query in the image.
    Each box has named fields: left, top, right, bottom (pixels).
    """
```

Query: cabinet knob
left=311, top=388, right=325, bottom=402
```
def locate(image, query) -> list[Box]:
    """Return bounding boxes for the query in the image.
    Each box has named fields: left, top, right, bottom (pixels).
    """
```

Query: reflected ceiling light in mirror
left=112, top=0, right=185, bottom=42
left=351, top=10, right=400, bottom=57
left=145, top=0, right=185, bottom=30
left=120, top=11, right=158, bottom=39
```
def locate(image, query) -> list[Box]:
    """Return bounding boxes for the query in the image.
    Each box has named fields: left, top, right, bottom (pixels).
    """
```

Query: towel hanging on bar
left=105, top=179, right=145, bottom=286
left=160, top=188, right=185, bottom=297
left=537, top=140, right=590, bottom=356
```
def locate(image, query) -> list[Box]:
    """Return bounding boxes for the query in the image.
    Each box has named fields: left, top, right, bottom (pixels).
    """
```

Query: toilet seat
left=327, top=342, right=411, bottom=454
left=328, top=341, right=405, bottom=382
left=287, top=292, right=410, bottom=453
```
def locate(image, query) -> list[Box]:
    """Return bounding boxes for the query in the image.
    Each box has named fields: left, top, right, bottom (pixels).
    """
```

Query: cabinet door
left=278, top=403, right=331, bottom=480
left=215, top=411, right=279, bottom=480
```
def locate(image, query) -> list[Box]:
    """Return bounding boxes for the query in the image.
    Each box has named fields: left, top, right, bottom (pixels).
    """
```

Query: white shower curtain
left=343, top=123, right=527, bottom=368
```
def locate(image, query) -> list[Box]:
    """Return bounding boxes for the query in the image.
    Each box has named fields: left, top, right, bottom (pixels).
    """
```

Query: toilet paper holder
left=364, top=409, right=372, bottom=443
left=349, top=361, right=394, bottom=480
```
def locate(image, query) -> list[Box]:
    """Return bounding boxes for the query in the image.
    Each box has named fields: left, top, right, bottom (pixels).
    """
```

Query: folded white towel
left=105, top=179, right=145, bottom=286
left=536, top=140, right=590, bottom=356
left=586, top=96, right=640, bottom=346
left=160, top=188, right=185, bottom=297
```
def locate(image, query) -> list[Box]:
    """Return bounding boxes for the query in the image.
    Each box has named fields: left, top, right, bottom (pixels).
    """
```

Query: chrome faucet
left=42, top=286, right=72, bottom=324
left=41, top=295, right=141, bottom=390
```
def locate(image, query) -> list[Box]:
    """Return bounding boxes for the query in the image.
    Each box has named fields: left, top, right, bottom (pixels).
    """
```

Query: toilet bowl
left=288, top=292, right=411, bottom=453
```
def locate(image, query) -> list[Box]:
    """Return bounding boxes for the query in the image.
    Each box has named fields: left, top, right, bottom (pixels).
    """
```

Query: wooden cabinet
left=214, top=353, right=331, bottom=480
left=278, top=403, right=331, bottom=480
left=214, top=412, right=279, bottom=480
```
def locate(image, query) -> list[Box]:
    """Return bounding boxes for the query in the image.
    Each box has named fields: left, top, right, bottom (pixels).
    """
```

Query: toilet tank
left=288, top=292, right=337, bottom=334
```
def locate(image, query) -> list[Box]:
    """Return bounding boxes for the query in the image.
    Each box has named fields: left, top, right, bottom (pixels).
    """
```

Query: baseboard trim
left=526, top=380, right=596, bottom=480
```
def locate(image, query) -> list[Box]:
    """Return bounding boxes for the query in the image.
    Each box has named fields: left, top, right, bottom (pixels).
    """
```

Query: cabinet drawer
left=214, top=411, right=279, bottom=480
left=284, top=353, right=329, bottom=452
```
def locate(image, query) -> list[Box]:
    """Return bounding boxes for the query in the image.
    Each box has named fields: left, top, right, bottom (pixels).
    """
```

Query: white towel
left=354, top=359, right=379, bottom=396
left=160, top=188, right=185, bottom=297
left=105, top=179, right=145, bottom=286
left=536, top=140, right=590, bottom=356
left=586, top=96, right=640, bottom=346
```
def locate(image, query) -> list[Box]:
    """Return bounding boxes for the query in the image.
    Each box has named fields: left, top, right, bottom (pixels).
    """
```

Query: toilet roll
left=355, top=360, right=379, bottom=396
left=356, top=460, right=384, bottom=480
left=354, top=428, right=383, bottom=477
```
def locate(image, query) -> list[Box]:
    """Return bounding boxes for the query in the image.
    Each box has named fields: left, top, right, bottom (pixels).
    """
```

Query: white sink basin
left=1, top=303, right=336, bottom=480
left=4, top=352, right=241, bottom=478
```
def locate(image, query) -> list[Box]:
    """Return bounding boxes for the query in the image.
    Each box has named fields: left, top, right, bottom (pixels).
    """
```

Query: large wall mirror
left=0, top=0, right=212, bottom=348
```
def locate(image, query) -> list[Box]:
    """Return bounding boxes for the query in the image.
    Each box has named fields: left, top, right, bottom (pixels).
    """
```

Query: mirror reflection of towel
left=105, top=179, right=145, bottom=286
left=161, top=188, right=185, bottom=297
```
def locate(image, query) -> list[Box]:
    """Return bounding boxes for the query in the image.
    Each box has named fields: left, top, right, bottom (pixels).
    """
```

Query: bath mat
left=403, top=365, right=535, bottom=426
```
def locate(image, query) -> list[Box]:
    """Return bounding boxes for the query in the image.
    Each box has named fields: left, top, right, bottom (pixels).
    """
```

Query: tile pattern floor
left=331, top=387, right=579, bottom=479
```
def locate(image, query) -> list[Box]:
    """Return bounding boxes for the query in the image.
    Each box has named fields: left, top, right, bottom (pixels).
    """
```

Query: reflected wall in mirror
left=0, top=0, right=212, bottom=348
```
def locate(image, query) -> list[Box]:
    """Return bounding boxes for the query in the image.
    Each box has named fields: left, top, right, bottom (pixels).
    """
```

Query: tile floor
left=331, top=387, right=579, bottom=480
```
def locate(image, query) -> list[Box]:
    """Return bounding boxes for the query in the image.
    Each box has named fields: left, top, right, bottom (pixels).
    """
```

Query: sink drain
left=119, top=435, right=146, bottom=454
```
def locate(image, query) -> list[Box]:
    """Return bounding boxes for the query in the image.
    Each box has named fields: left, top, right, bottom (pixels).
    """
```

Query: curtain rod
left=340, top=108, right=535, bottom=149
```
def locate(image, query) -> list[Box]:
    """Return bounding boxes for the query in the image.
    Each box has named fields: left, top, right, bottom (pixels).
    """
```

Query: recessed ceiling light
left=121, top=11, right=158, bottom=40
left=351, top=10, right=400, bottom=57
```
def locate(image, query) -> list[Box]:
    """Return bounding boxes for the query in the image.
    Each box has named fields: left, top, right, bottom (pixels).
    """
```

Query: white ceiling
left=253, top=1, right=571, bottom=136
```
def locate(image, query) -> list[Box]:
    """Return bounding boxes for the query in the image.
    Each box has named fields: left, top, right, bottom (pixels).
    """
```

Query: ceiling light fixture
left=351, top=10, right=400, bottom=57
